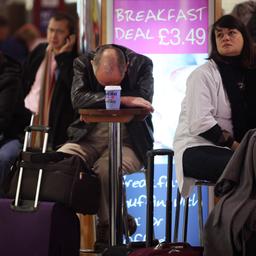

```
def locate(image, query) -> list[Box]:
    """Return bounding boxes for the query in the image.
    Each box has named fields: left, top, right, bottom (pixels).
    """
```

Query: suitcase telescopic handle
left=146, top=148, right=174, bottom=247
left=146, top=148, right=174, bottom=158
left=14, top=120, right=51, bottom=211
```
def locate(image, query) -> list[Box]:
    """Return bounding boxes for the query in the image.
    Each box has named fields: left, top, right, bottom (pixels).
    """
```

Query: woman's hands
left=231, top=141, right=239, bottom=151
left=222, top=130, right=239, bottom=151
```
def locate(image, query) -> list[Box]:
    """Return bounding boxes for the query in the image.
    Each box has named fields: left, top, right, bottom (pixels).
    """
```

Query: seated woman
left=173, top=15, right=256, bottom=197
left=0, top=52, right=26, bottom=196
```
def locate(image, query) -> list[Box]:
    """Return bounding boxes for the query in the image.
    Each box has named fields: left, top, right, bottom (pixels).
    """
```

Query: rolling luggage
left=128, top=149, right=203, bottom=256
left=102, top=149, right=172, bottom=255
left=7, top=126, right=100, bottom=214
left=0, top=199, right=80, bottom=256
left=0, top=124, right=80, bottom=256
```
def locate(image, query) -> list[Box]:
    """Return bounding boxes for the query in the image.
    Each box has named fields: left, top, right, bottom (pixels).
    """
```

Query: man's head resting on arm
left=91, top=44, right=154, bottom=112
left=91, top=44, right=128, bottom=86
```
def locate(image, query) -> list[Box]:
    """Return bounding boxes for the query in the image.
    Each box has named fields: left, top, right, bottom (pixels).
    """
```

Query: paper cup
left=105, top=85, right=122, bottom=110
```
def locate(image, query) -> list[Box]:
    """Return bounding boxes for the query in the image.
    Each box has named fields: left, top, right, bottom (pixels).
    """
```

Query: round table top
left=79, top=108, right=150, bottom=123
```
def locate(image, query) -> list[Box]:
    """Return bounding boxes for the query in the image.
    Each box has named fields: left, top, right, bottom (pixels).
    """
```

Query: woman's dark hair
left=209, top=15, right=254, bottom=67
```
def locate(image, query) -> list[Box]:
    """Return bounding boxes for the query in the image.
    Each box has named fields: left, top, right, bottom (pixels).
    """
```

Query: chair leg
left=114, top=172, right=124, bottom=245
left=174, top=188, right=181, bottom=242
left=122, top=177, right=130, bottom=244
left=197, top=185, right=204, bottom=246
left=174, top=189, right=189, bottom=243
left=182, top=197, right=189, bottom=242
left=174, top=183, right=209, bottom=246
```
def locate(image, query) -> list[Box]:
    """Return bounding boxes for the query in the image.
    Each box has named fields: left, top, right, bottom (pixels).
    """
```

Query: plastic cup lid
left=104, top=85, right=121, bottom=91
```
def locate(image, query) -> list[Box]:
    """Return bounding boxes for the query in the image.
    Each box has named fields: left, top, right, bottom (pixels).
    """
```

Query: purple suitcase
left=0, top=123, right=80, bottom=256
left=0, top=199, right=80, bottom=256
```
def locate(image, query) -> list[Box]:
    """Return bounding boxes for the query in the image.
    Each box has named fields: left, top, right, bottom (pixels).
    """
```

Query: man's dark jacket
left=0, top=53, right=26, bottom=141
left=22, top=43, right=77, bottom=149
left=68, top=44, right=154, bottom=166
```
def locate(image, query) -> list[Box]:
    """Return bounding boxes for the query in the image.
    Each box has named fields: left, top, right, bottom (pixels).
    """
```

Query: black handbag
left=8, top=152, right=100, bottom=214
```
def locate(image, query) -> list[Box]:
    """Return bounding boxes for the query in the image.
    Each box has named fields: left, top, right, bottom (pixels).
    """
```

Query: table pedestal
left=79, top=108, right=149, bottom=246
left=109, top=122, right=122, bottom=245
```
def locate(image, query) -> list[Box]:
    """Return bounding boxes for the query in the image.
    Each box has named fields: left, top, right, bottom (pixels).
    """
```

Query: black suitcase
left=103, top=149, right=203, bottom=256
left=128, top=149, right=203, bottom=256
left=103, top=149, right=174, bottom=255
left=0, top=124, right=80, bottom=256
left=145, top=149, right=175, bottom=246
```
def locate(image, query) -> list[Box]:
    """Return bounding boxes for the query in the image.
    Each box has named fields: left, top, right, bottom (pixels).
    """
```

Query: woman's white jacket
left=173, top=59, right=233, bottom=197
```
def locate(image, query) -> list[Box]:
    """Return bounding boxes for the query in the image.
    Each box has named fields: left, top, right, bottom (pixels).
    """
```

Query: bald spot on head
left=93, top=47, right=127, bottom=86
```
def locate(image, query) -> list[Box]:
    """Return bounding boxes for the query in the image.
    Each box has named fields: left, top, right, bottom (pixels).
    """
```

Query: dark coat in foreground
left=204, top=128, right=256, bottom=256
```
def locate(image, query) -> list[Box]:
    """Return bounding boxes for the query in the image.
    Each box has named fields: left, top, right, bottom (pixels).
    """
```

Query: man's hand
left=58, top=34, right=76, bottom=54
left=121, top=96, right=154, bottom=112
left=47, top=34, right=76, bottom=55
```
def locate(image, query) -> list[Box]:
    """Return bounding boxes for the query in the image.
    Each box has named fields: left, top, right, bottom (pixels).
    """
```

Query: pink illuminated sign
left=113, top=0, right=208, bottom=54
